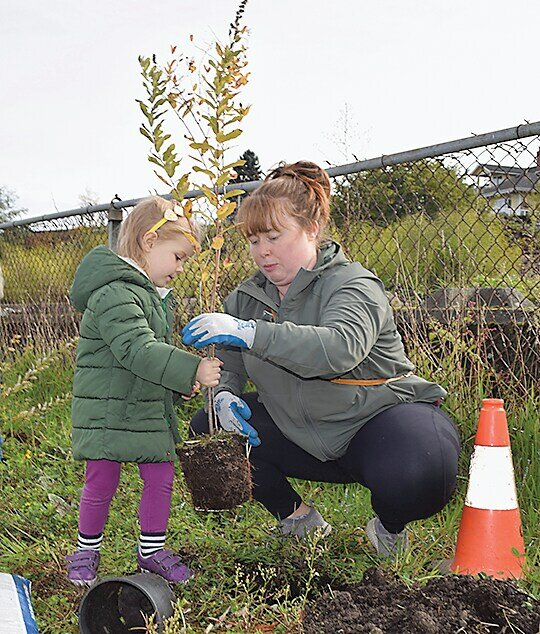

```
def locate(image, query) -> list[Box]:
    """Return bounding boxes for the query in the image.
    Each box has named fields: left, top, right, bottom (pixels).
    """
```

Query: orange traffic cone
left=450, top=398, right=526, bottom=579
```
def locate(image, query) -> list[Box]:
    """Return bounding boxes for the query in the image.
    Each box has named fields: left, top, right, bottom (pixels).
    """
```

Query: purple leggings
left=79, top=460, right=174, bottom=535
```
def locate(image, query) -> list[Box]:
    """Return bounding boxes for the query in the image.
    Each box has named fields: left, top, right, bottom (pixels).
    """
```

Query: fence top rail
left=2, top=120, right=539, bottom=231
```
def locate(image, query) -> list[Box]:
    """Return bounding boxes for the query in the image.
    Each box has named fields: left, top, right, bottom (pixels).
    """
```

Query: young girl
left=66, top=196, right=221, bottom=586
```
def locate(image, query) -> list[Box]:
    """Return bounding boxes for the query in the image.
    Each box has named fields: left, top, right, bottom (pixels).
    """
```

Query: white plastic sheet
left=0, top=573, right=39, bottom=633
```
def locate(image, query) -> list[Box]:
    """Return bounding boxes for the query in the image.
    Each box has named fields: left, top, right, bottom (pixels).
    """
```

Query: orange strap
left=330, top=371, right=413, bottom=386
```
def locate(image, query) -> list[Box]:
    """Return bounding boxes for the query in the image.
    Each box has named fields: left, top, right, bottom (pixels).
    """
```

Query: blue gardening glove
left=214, top=391, right=261, bottom=447
left=182, top=313, right=256, bottom=350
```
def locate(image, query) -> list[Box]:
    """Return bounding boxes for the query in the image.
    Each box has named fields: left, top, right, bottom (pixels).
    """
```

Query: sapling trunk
left=206, top=218, right=223, bottom=437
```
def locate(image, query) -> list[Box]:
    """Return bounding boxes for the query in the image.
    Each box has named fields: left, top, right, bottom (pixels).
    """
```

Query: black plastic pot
left=79, top=572, right=175, bottom=633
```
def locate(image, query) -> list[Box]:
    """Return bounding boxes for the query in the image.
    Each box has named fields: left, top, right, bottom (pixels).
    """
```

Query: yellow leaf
left=216, top=201, right=236, bottom=219
left=183, top=199, right=193, bottom=217
left=212, top=236, right=224, bottom=250
left=181, top=230, right=199, bottom=248
left=200, top=185, right=218, bottom=206
left=224, top=189, right=245, bottom=199
left=216, top=173, right=231, bottom=187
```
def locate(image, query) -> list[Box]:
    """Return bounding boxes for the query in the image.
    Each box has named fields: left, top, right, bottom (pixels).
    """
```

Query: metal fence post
left=107, top=199, right=123, bottom=251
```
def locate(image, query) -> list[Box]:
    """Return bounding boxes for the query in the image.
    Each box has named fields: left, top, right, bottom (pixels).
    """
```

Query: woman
left=183, top=161, right=460, bottom=557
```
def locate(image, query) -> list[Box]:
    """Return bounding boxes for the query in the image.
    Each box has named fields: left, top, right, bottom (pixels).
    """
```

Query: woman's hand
left=182, top=313, right=256, bottom=350
left=195, top=357, right=223, bottom=388
left=214, top=391, right=261, bottom=447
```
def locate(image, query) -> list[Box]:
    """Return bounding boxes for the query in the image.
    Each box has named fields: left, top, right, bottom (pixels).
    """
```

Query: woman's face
left=248, top=216, right=318, bottom=295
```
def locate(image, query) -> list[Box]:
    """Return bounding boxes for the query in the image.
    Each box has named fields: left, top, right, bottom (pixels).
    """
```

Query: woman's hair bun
left=238, top=160, right=332, bottom=240
left=266, top=161, right=330, bottom=218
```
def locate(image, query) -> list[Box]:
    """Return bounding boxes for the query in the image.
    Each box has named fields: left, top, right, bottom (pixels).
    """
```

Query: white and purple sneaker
left=66, top=549, right=100, bottom=587
left=137, top=549, right=193, bottom=584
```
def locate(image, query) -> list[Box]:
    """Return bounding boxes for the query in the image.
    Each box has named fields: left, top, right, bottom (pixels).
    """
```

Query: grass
left=0, top=339, right=539, bottom=633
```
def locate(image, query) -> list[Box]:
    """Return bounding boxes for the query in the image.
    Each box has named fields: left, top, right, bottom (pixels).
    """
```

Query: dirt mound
left=303, top=567, right=540, bottom=633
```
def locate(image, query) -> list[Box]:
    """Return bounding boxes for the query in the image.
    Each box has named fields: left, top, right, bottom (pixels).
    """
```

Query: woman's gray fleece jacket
left=215, top=242, right=446, bottom=461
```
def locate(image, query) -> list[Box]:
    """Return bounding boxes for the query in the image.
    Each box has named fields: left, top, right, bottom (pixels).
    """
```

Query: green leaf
left=217, top=99, right=230, bottom=116
left=216, top=128, right=242, bottom=143
left=223, top=159, right=246, bottom=170
left=162, top=144, right=176, bottom=161
left=137, top=100, right=150, bottom=118
left=193, top=165, right=215, bottom=179
left=207, top=116, right=219, bottom=134
left=139, top=56, right=151, bottom=72
left=174, top=175, right=191, bottom=200
left=154, top=171, right=171, bottom=187
left=164, top=162, right=178, bottom=178
left=189, top=141, right=211, bottom=153
left=139, top=126, right=153, bottom=142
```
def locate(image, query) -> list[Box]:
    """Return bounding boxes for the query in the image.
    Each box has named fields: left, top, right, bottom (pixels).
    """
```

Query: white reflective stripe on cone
left=465, top=446, right=518, bottom=510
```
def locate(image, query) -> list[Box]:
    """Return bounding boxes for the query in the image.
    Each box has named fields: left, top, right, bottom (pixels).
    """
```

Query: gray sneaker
left=365, top=517, right=409, bottom=558
left=278, top=505, right=332, bottom=539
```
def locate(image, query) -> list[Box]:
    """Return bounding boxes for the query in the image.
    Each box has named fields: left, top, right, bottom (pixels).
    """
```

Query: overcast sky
left=2, top=0, right=539, bottom=219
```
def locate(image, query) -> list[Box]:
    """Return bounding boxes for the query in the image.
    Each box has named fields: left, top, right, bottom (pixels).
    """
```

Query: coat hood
left=70, top=246, right=156, bottom=312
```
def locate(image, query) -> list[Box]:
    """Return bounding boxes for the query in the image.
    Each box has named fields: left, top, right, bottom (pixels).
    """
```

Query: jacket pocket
left=124, top=376, right=143, bottom=421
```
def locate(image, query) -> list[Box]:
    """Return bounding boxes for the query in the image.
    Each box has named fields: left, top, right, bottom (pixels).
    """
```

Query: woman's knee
left=360, top=404, right=460, bottom=508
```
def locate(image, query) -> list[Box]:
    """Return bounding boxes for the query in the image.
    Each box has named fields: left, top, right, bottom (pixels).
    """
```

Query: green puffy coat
left=216, top=242, right=446, bottom=462
left=70, top=246, right=200, bottom=463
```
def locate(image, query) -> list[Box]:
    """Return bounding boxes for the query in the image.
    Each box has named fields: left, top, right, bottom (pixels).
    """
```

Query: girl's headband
left=149, top=203, right=184, bottom=233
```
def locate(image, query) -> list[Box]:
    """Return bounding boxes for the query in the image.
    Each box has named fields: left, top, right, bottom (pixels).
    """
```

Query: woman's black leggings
left=190, top=393, right=460, bottom=533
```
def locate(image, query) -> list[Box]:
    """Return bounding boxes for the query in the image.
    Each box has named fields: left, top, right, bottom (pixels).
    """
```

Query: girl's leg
left=68, top=459, right=121, bottom=585
left=138, top=461, right=174, bottom=556
left=338, top=402, right=460, bottom=533
left=190, top=393, right=353, bottom=520
left=78, top=459, right=122, bottom=544
left=137, top=462, right=192, bottom=583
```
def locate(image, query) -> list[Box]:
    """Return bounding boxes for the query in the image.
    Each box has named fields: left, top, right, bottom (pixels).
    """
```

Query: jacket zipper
left=296, top=378, right=334, bottom=461
left=239, top=285, right=334, bottom=459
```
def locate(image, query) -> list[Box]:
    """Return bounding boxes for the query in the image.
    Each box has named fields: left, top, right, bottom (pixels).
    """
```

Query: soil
left=302, top=567, right=540, bottom=634
left=177, top=432, right=252, bottom=511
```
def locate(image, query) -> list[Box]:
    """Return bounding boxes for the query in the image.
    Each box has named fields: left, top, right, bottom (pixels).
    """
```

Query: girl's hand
left=181, top=381, right=200, bottom=401
left=195, top=357, right=223, bottom=388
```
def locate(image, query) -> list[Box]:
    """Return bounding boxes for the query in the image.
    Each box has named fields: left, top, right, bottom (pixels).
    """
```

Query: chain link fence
left=1, top=123, right=539, bottom=393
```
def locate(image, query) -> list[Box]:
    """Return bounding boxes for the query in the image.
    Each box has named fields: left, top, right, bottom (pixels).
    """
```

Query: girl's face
left=248, top=215, right=318, bottom=296
left=143, top=231, right=195, bottom=287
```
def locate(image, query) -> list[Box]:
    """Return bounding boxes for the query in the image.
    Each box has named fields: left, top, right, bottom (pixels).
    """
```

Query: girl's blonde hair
left=237, top=161, right=331, bottom=243
left=116, top=196, right=200, bottom=268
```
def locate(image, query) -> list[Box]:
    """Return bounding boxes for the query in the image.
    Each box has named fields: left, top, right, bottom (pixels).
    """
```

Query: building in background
left=473, top=162, right=539, bottom=217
